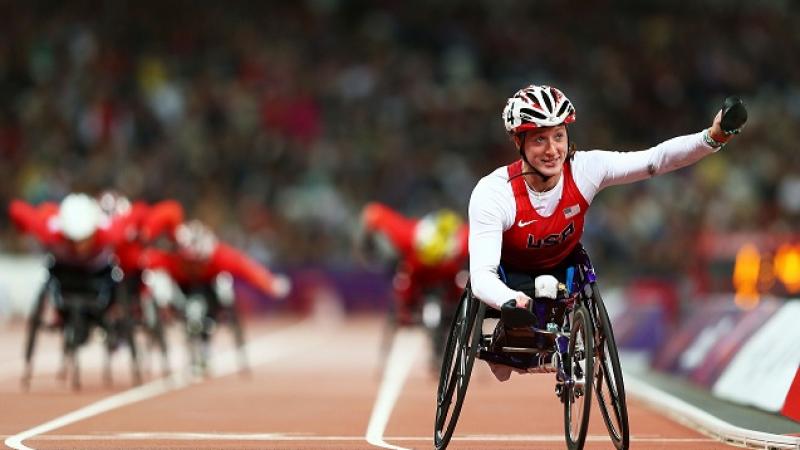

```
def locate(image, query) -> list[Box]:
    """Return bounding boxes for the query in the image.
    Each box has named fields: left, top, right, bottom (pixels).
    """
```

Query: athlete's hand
left=271, top=274, right=292, bottom=299
left=514, top=293, right=532, bottom=309
left=709, top=110, right=730, bottom=144
left=709, top=96, right=747, bottom=144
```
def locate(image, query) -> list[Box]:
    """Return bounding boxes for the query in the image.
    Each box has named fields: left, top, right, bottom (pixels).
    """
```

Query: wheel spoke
left=434, top=293, right=481, bottom=450
left=564, top=305, right=593, bottom=449
left=589, top=284, right=630, bottom=449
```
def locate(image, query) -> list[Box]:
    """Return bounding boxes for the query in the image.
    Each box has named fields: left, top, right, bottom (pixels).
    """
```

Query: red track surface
left=1, top=315, right=738, bottom=449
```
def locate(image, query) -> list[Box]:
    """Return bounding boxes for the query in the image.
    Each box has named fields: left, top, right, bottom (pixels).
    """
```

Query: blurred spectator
left=1, top=1, right=799, bottom=293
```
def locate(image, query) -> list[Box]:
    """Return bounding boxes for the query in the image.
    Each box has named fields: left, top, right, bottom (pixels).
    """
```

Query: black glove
left=720, top=96, right=747, bottom=135
left=501, top=299, right=537, bottom=328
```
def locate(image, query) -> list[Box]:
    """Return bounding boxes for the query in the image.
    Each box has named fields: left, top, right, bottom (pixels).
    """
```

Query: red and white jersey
left=141, top=243, right=282, bottom=297
left=112, top=200, right=184, bottom=274
left=9, top=199, right=130, bottom=270
left=362, top=202, right=469, bottom=275
left=501, top=159, right=588, bottom=272
left=469, top=131, right=719, bottom=308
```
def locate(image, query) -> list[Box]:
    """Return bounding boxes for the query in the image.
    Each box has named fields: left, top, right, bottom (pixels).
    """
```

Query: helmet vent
left=556, top=101, right=571, bottom=117
left=541, top=90, right=554, bottom=112
left=520, top=107, right=548, bottom=120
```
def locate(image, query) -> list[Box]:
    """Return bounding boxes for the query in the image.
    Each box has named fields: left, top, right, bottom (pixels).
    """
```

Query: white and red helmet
left=58, top=193, right=103, bottom=241
left=502, top=84, right=576, bottom=135
left=175, top=220, right=218, bottom=261
left=97, top=190, right=132, bottom=219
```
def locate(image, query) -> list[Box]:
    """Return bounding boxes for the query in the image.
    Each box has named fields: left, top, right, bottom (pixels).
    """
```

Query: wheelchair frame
left=434, top=247, right=630, bottom=450
left=22, top=260, right=142, bottom=391
left=376, top=285, right=459, bottom=379
left=179, top=277, right=248, bottom=377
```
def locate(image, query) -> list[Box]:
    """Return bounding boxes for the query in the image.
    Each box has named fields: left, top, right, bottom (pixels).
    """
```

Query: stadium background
left=0, top=1, right=799, bottom=448
left=2, top=1, right=798, bottom=286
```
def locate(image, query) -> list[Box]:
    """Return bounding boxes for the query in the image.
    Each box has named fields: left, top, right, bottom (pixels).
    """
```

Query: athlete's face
left=520, top=125, right=568, bottom=179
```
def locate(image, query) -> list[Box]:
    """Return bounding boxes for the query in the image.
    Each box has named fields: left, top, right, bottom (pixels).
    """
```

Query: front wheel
left=591, top=283, right=630, bottom=449
left=434, top=290, right=483, bottom=449
left=564, top=304, right=593, bottom=450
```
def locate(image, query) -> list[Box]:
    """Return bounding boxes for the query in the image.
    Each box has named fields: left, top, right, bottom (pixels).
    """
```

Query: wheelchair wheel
left=431, top=297, right=457, bottom=374
left=142, top=296, right=171, bottom=376
left=22, top=279, right=52, bottom=389
left=423, top=293, right=451, bottom=373
left=185, top=296, right=210, bottom=376
left=590, top=283, right=630, bottom=449
left=62, top=303, right=88, bottom=391
left=564, top=304, right=593, bottom=450
left=226, top=305, right=250, bottom=373
left=434, top=291, right=483, bottom=450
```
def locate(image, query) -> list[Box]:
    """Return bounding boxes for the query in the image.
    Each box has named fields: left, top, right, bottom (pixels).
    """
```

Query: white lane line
left=0, top=432, right=719, bottom=443
left=4, top=319, right=317, bottom=450
left=365, top=327, right=424, bottom=450
left=626, top=373, right=800, bottom=450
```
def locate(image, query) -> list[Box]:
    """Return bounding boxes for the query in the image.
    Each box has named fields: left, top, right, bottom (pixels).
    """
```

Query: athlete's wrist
left=515, top=293, right=531, bottom=309
left=702, top=128, right=726, bottom=149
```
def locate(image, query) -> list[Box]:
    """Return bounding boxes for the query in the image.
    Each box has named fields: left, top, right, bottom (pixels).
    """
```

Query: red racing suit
left=141, top=243, right=284, bottom=299
left=9, top=199, right=128, bottom=270
left=362, top=202, right=469, bottom=323
left=112, top=200, right=184, bottom=277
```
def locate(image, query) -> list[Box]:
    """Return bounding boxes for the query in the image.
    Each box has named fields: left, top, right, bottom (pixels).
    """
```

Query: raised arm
left=361, top=202, right=416, bottom=258
left=575, top=100, right=747, bottom=200
left=141, top=200, right=185, bottom=242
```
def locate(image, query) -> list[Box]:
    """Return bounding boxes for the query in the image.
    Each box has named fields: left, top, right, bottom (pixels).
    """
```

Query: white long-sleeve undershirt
left=468, top=131, right=718, bottom=309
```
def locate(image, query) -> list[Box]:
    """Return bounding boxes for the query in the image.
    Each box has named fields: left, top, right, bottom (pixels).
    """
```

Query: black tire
left=22, top=279, right=51, bottom=389
left=184, top=295, right=209, bottom=375
left=434, top=290, right=483, bottom=450
left=590, top=284, right=630, bottom=449
left=564, top=304, right=593, bottom=450
left=63, top=302, right=86, bottom=391
left=432, top=297, right=457, bottom=373
left=227, top=305, right=250, bottom=373
left=115, top=283, right=142, bottom=385
left=143, top=297, right=171, bottom=376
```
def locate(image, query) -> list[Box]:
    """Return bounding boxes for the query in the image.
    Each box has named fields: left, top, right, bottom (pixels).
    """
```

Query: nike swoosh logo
left=517, top=219, right=537, bottom=227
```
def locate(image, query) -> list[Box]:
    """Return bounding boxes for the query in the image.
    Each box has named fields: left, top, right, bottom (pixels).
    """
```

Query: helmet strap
left=513, top=132, right=553, bottom=183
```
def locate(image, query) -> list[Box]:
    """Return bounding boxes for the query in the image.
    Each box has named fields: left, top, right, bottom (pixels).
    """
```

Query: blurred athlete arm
left=8, top=200, right=61, bottom=246
left=361, top=202, right=415, bottom=258
left=141, top=200, right=185, bottom=242
left=140, top=248, right=174, bottom=272
left=212, top=244, right=290, bottom=299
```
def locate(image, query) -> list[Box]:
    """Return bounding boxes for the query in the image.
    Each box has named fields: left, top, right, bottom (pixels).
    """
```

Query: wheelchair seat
left=493, top=324, right=558, bottom=353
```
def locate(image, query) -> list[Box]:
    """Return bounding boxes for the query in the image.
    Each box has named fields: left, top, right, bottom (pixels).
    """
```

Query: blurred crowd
left=1, top=0, right=799, bottom=287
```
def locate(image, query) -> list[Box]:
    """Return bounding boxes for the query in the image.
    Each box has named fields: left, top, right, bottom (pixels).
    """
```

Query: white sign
left=712, top=302, right=800, bottom=412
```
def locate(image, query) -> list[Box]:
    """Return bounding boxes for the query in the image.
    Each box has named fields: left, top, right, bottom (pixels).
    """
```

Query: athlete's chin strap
left=509, top=132, right=554, bottom=182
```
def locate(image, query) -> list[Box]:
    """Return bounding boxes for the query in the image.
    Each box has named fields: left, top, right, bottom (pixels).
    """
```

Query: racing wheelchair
left=434, top=246, right=629, bottom=450
left=22, top=257, right=142, bottom=390
left=377, top=284, right=459, bottom=377
left=175, top=273, right=248, bottom=377
left=122, top=270, right=171, bottom=378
